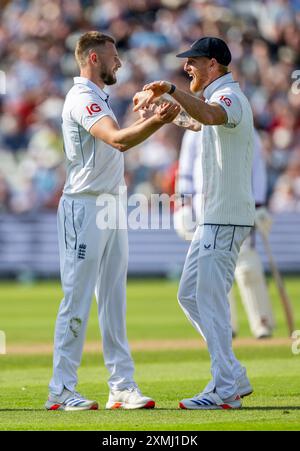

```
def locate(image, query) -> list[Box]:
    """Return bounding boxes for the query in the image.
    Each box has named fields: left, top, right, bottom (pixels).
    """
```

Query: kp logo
left=219, top=95, right=232, bottom=107
left=86, top=103, right=102, bottom=115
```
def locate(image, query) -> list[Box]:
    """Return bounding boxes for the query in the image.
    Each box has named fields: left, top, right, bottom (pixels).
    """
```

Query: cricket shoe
left=198, top=373, right=253, bottom=399
left=256, top=325, right=273, bottom=339
left=106, top=386, right=155, bottom=410
left=45, top=388, right=99, bottom=411
left=179, top=391, right=241, bottom=410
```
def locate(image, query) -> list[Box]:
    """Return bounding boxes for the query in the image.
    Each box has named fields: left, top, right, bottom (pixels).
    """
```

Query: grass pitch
left=0, top=277, right=299, bottom=431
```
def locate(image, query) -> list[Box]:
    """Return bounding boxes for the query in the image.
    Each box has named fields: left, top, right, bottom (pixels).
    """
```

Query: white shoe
left=179, top=391, right=241, bottom=410
left=45, top=388, right=98, bottom=411
left=255, top=325, right=273, bottom=339
left=106, top=386, right=155, bottom=410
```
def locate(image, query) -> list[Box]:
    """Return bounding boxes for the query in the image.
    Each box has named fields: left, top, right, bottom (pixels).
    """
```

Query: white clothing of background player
left=45, top=31, right=180, bottom=411
left=175, top=128, right=275, bottom=338
left=135, top=37, right=255, bottom=410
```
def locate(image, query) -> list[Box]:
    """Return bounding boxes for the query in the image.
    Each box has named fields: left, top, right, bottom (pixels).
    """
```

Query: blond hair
left=75, top=31, right=115, bottom=67
left=218, top=63, right=229, bottom=75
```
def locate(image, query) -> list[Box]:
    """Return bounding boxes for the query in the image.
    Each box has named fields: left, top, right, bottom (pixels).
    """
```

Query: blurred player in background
left=46, top=31, right=179, bottom=411
left=175, top=128, right=275, bottom=339
left=136, top=37, right=255, bottom=410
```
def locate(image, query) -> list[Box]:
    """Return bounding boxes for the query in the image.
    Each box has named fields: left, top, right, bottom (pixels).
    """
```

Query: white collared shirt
left=191, top=72, right=255, bottom=226
left=178, top=129, right=266, bottom=215
left=204, top=72, right=243, bottom=128
left=62, top=76, right=124, bottom=196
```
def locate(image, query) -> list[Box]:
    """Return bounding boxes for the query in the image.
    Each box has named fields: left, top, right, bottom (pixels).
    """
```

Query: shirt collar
left=203, top=72, right=236, bottom=99
left=73, top=76, right=109, bottom=101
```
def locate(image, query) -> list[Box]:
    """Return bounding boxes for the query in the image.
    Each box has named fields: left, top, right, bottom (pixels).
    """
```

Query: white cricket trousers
left=49, top=194, right=135, bottom=395
left=178, top=224, right=251, bottom=399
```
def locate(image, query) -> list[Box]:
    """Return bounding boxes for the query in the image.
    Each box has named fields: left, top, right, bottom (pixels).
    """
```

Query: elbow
left=111, top=141, right=131, bottom=152
left=117, top=144, right=129, bottom=152
left=201, top=113, right=215, bottom=126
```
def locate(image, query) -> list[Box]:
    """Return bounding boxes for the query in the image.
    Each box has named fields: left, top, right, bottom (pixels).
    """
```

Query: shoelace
left=193, top=392, right=205, bottom=400
left=65, top=391, right=87, bottom=402
left=126, top=385, right=139, bottom=393
left=72, top=391, right=84, bottom=399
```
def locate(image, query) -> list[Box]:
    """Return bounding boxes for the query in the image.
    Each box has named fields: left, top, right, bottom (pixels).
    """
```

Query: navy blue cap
left=176, top=37, right=231, bottom=66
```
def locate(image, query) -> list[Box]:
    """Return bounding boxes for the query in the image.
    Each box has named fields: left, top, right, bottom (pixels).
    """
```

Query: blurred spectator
left=0, top=0, right=299, bottom=213
left=269, top=150, right=300, bottom=212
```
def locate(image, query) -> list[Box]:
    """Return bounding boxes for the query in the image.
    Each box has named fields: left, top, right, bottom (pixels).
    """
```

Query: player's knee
left=236, top=262, right=264, bottom=285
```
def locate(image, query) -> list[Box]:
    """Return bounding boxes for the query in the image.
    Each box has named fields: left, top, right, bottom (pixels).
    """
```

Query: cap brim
left=176, top=49, right=209, bottom=58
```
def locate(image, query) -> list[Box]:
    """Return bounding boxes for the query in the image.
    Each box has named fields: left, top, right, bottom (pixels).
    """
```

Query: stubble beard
left=190, top=77, right=202, bottom=94
left=100, top=66, right=117, bottom=86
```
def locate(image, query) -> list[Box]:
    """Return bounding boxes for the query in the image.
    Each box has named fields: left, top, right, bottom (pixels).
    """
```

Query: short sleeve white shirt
left=209, top=91, right=242, bottom=128
left=193, top=72, right=255, bottom=226
left=62, top=77, right=124, bottom=196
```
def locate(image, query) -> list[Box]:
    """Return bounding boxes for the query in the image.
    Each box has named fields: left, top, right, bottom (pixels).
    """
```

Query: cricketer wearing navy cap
left=134, top=37, right=255, bottom=410
left=176, top=37, right=232, bottom=66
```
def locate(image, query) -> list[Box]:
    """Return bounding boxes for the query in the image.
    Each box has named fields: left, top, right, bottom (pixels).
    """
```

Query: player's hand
left=156, top=102, right=180, bottom=123
left=133, top=91, right=153, bottom=112
left=255, top=207, right=273, bottom=238
left=138, top=103, right=157, bottom=120
left=142, top=81, right=172, bottom=106
left=155, top=102, right=180, bottom=123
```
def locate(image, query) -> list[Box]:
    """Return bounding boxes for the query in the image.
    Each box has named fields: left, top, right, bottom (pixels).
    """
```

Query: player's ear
left=89, top=50, right=98, bottom=65
left=210, top=58, right=217, bottom=71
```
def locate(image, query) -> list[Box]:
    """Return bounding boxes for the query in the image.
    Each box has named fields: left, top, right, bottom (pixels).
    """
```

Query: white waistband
left=62, top=192, right=123, bottom=203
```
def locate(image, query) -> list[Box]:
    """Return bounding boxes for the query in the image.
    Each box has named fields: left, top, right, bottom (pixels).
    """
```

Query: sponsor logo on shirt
left=86, top=103, right=102, bottom=115
left=219, top=95, right=232, bottom=107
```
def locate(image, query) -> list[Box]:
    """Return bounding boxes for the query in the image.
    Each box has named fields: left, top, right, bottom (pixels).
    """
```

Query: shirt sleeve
left=209, top=91, right=242, bottom=127
left=70, top=91, right=113, bottom=132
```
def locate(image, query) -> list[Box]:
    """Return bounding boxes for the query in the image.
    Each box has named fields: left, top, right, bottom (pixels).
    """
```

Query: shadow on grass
left=0, top=406, right=300, bottom=412
left=0, top=409, right=45, bottom=412
left=241, top=406, right=300, bottom=411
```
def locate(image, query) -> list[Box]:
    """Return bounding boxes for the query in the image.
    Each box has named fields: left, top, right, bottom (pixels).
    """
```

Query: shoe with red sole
left=45, top=388, right=98, bottom=411
left=179, top=391, right=241, bottom=410
left=106, top=386, right=155, bottom=410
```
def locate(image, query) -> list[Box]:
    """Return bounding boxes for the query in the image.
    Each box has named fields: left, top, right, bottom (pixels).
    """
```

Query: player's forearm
left=111, top=117, right=163, bottom=152
left=131, top=117, right=147, bottom=127
left=170, top=88, right=218, bottom=125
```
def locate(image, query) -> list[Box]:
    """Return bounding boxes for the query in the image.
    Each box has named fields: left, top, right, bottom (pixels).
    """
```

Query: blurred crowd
left=0, top=0, right=300, bottom=214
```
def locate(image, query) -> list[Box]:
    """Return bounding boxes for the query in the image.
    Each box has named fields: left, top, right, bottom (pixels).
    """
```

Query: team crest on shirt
left=78, top=243, right=87, bottom=259
left=219, top=95, right=232, bottom=107
left=86, top=103, right=102, bottom=115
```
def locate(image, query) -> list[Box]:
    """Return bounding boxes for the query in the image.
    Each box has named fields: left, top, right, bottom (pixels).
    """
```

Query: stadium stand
left=0, top=0, right=299, bottom=274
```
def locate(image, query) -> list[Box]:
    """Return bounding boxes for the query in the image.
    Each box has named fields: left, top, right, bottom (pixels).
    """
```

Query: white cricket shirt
left=62, top=77, right=124, bottom=195
left=178, top=129, right=266, bottom=213
left=196, top=72, right=255, bottom=225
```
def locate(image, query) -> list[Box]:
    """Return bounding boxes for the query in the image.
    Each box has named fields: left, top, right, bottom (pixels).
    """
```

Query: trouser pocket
left=60, top=198, right=86, bottom=251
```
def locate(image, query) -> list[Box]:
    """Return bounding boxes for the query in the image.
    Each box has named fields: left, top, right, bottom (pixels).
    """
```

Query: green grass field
left=0, top=277, right=300, bottom=431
